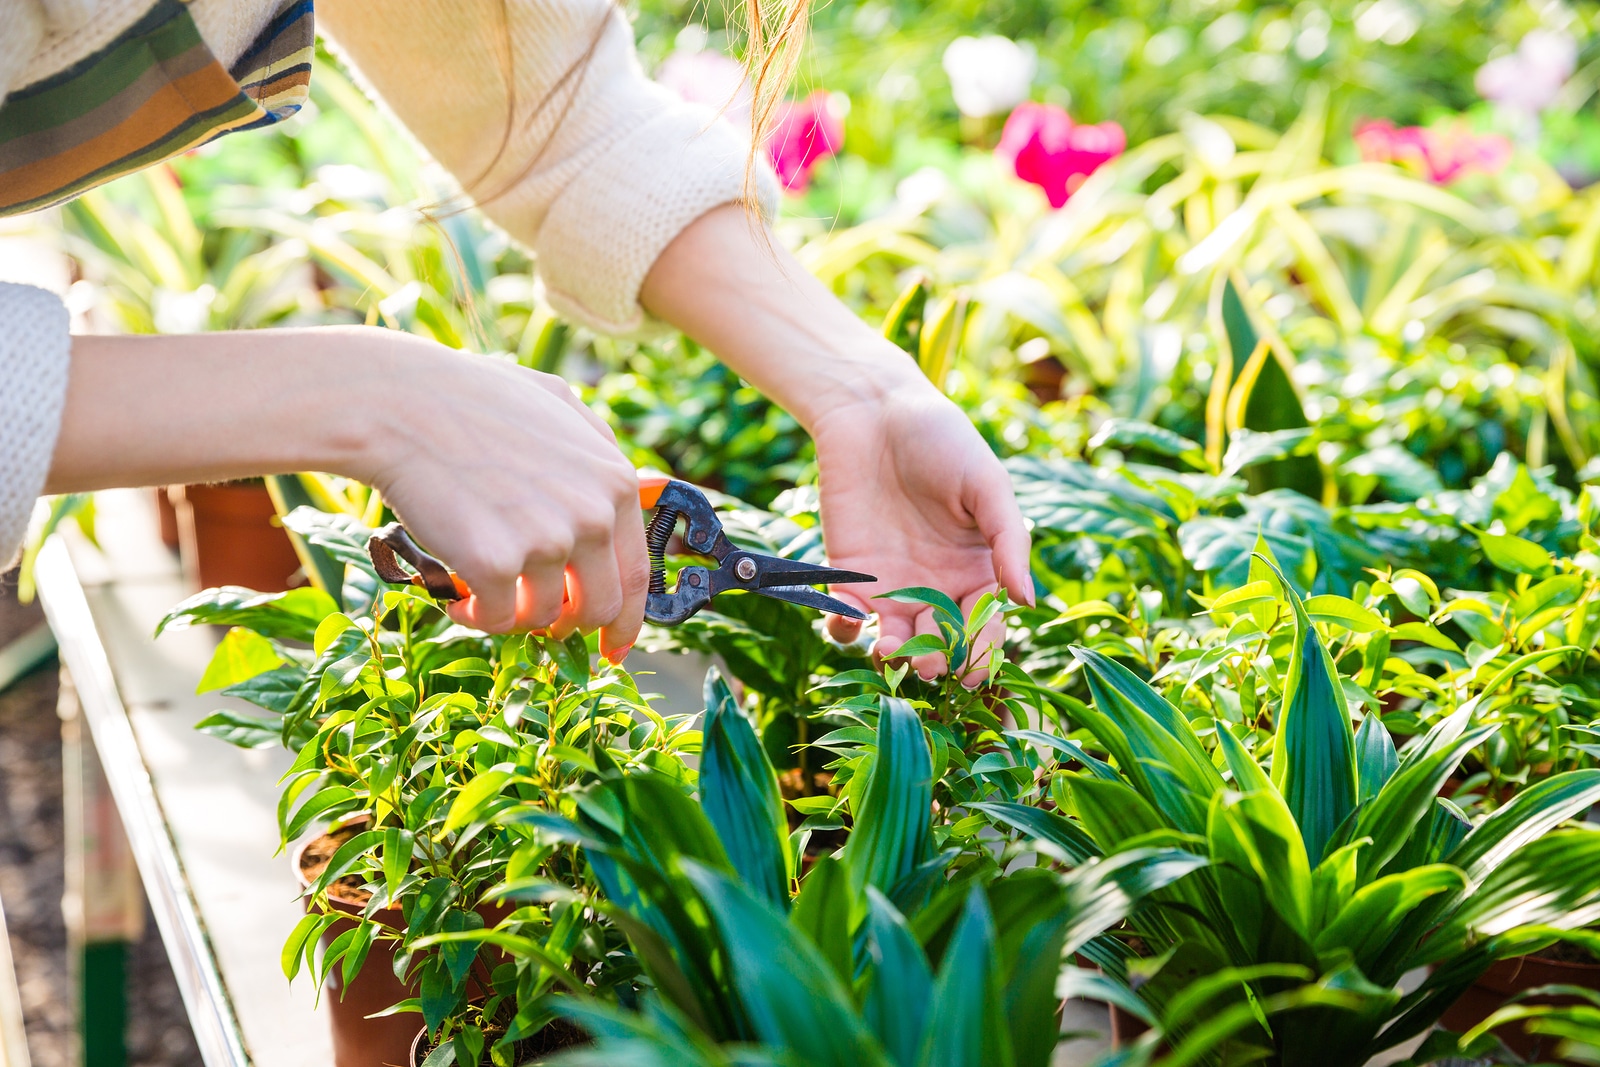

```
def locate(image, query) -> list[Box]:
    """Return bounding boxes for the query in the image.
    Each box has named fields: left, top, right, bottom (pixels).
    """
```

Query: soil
left=412, top=1018, right=588, bottom=1066
left=0, top=573, right=200, bottom=1065
left=297, top=822, right=374, bottom=907
left=1535, top=941, right=1600, bottom=966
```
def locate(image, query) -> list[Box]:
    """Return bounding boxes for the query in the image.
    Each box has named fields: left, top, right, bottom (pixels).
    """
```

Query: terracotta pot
left=154, top=487, right=181, bottom=551
left=293, top=822, right=517, bottom=1067
left=1109, top=1002, right=1151, bottom=1047
left=294, top=825, right=424, bottom=1067
left=172, top=481, right=301, bottom=592
left=1439, top=952, right=1600, bottom=1064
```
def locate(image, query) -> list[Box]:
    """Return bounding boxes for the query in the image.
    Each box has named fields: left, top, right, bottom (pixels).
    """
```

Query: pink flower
left=996, top=102, right=1125, bottom=208
left=1355, top=119, right=1512, bottom=185
left=767, top=91, right=844, bottom=192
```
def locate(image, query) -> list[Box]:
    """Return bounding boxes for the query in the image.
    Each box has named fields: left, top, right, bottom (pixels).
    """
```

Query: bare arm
left=48, top=327, right=648, bottom=660
left=641, top=205, right=1033, bottom=680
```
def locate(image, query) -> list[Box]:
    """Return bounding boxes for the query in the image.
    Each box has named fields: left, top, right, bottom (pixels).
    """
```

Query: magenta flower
left=1355, top=119, right=1512, bottom=185
left=996, top=102, right=1125, bottom=208
left=767, top=91, right=844, bottom=193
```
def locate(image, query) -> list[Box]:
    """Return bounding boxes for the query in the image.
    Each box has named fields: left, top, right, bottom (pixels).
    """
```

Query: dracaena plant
left=158, top=521, right=698, bottom=1049
left=977, top=554, right=1600, bottom=1066
left=450, top=669, right=1209, bottom=1067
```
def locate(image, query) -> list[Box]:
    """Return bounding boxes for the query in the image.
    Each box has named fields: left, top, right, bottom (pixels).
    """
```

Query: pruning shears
left=366, top=475, right=875, bottom=626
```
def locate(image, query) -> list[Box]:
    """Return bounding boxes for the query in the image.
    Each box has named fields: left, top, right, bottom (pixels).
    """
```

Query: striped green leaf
left=916, top=888, right=1012, bottom=1067
left=699, top=668, right=790, bottom=909
left=1267, top=556, right=1358, bottom=865
left=845, top=698, right=936, bottom=910
left=862, top=887, right=934, bottom=1067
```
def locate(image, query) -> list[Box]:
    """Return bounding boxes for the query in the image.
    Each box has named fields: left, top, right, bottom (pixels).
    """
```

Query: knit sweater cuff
left=0, top=283, right=71, bottom=567
left=535, top=86, right=778, bottom=336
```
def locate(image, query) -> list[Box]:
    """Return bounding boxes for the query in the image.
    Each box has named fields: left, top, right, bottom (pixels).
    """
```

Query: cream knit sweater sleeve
left=317, top=0, right=771, bottom=335
left=0, top=284, right=72, bottom=567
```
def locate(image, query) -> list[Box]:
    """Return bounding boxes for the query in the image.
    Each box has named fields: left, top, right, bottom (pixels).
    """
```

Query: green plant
left=157, top=519, right=696, bottom=1053
left=978, top=554, right=1600, bottom=1065
left=478, top=670, right=1208, bottom=1067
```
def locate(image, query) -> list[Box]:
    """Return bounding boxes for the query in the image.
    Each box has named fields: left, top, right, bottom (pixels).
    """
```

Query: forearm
left=639, top=205, right=927, bottom=431
left=46, top=327, right=400, bottom=493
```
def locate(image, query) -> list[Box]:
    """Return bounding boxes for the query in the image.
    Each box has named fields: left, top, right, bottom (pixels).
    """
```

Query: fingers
left=972, top=464, right=1034, bottom=607
left=908, top=608, right=946, bottom=680
left=529, top=371, right=618, bottom=445
left=601, top=503, right=649, bottom=663
left=824, top=588, right=869, bottom=645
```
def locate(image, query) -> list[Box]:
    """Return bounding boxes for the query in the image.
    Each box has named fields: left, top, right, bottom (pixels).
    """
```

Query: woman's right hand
left=51, top=324, right=646, bottom=658
left=361, top=330, right=649, bottom=658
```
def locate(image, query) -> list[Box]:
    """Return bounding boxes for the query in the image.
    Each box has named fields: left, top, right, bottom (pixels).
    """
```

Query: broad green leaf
left=917, top=888, right=1012, bottom=1067
left=1059, top=848, right=1211, bottom=956
left=1353, top=715, right=1398, bottom=804
left=1266, top=556, right=1357, bottom=866
left=845, top=698, right=935, bottom=910
left=283, top=785, right=358, bottom=842
left=1471, top=527, right=1553, bottom=576
left=988, top=871, right=1070, bottom=1067
left=307, top=828, right=383, bottom=898
left=1446, top=769, right=1600, bottom=888
left=1315, top=865, right=1466, bottom=974
left=1207, top=789, right=1313, bottom=939
left=791, top=856, right=854, bottom=988
left=1425, top=831, right=1600, bottom=959
left=1353, top=711, right=1496, bottom=881
left=312, top=612, right=355, bottom=657
left=863, top=887, right=933, bottom=1067
left=1304, top=595, right=1387, bottom=634
left=700, top=668, right=790, bottom=908
left=681, top=862, right=891, bottom=1066
left=196, top=627, right=284, bottom=694
left=1067, top=775, right=1171, bottom=852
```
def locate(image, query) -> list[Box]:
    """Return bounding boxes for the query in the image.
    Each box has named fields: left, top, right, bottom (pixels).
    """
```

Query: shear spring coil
left=645, top=506, right=679, bottom=594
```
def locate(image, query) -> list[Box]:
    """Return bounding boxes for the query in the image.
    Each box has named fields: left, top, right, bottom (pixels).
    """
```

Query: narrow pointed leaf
left=700, top=668, right=790, bottom=908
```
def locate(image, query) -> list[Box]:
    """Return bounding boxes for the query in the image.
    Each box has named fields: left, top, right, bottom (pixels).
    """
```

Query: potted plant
left=420, top=670, right=1207, bottom=1066
left=159, top=517, right=691, bottom=1067
left=976, top=555, right=1600, bottom=1065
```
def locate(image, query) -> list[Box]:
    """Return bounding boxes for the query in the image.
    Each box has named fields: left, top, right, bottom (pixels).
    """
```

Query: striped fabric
left=0, top=0, right=313, bottom=217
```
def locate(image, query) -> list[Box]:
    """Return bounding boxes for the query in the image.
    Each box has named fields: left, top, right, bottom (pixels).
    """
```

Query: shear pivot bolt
left=735, top=558, right=757, bottom=582
left=687, top=572, right=703, bottom=587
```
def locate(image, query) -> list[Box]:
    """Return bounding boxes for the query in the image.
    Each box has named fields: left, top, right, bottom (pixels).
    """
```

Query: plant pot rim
left=290, top=814, right=400, bottom=921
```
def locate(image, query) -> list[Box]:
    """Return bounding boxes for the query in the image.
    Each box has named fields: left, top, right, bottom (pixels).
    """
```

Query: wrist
left=319, top=326, right=431, bottom=488
left=787, top=333, right=933, bottom=433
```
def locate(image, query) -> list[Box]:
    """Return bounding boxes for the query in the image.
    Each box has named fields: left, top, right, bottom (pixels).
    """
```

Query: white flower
left=656, top=49, right=753, bottom=129
left=941, top=35, right=1036, bottom=118
left=1476, top=29, right=1578, bottom=115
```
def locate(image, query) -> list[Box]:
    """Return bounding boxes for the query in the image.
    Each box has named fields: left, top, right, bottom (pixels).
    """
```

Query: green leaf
left=969, top=801, right=1102, bottom=865
left=1089, top=418, right=1206, bottom=468
left=863, top=887, right=934, bottom=1067
left=877, top=588, right=967, bottom=673
left=441, top=768, right=513, bottom=837
left=988, top=871, right=1070, bottom=1067
left=700, top=668, right=790, bottom=908
left=1207, top=789, right=1313, bottom=939
left=283, top=786, right=358, bottom=842
left=1354, top=715, right=1398, bottom=804
left=439, top=908, right=485, bottom=987
left=312, top=612, right=355, bottom=658
left=1353, top=710, right=1496, bottom=882
left=917, top=888, right=1012, bottom=1067
left=220, top=664, right=304, bottom=715
left=430, top=657, right=493, bottom=678
left=681, top=861, right=891, bottom=1065
left=196, top=627, right=284, bottom=694
left=195, top=708, right=281, bottom=748
left=1304, top=595, right=1388, bottom=634
left=845, top=698, right=935, bottom=910
left=1266, top=555, right=1358, bottom=866
left=886, top=634, right=950, bottom=660
left=1426, top=831, right=1600, bottom=959
left=545, top=631, right=592, bottom=687
left=1446, top=769, right=1600, bottom=888
left=1315, top=864, right=1467, bottom=975
left=307, top=829, right=383, bottom=898
left=791, top=856, right=854, bottom=988
left=281, top=911, right=332, bottom=981
left=1059, top=848, right=1211, bottom=956
left=158, top=585, right=339, bottom=641
left=1471, top=527, right=1554, bottom=576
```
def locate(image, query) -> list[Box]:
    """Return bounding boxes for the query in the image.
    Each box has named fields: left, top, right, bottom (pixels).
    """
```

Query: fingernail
left=604, top=642, right=635, bottom=666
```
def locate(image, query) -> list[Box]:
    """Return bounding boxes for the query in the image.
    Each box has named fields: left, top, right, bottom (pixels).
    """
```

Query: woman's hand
left=809, top=375, right=1032, bottom=683
left=365, top=333, right=649, bottom=654
left=52, top=327, right=649, bottom=658
left=641, top=205, right=1032, bottom=682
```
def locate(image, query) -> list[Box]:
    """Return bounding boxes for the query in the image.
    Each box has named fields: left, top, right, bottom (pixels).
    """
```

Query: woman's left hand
left=809, top=376, right=1033, bottom=684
